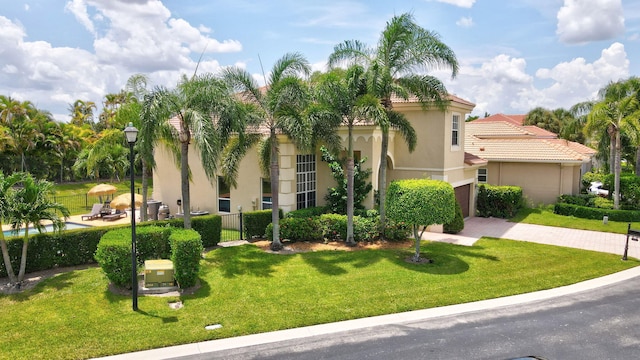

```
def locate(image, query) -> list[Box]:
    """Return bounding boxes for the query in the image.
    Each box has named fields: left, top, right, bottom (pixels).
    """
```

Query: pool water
left=2, top=222, right=91, bottom=237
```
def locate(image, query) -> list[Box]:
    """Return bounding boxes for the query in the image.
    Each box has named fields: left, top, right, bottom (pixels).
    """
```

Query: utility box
left=144, top=260, right=175, bottom=288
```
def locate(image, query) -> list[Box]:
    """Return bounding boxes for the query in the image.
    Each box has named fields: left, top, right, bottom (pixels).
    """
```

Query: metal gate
left=220, top=212, right=243, bottom=241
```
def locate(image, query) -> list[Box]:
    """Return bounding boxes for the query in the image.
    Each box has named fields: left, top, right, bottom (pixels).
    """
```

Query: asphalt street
left=175, top=277, right=640, bottom=360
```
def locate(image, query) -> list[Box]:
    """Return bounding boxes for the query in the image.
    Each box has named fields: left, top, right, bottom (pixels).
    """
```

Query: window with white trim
left=477, top=168, right=487, bottom=183
left=296, top=154, right=316, bottom=210
left=218, top=176, right=231, bottom=212
left=452, top=114, right=460, bottom=146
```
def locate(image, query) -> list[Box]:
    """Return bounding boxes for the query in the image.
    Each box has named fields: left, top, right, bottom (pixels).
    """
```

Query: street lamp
left=124, top=122, right=138, bottom=311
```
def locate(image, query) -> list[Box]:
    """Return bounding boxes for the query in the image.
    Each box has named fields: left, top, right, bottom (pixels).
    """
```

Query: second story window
left=452, top=114, right=460, bottom=146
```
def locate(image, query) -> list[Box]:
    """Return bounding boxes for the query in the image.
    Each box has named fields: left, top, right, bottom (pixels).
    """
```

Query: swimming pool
left=2, top=222, right=91, bottom=238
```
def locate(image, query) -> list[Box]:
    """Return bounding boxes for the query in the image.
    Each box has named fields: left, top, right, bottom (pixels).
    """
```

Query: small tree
left=386, top=179, right=455, bottom=262
left=320, top=146, right=372, bottom=214
left=7, top=173, right=70, bottom=284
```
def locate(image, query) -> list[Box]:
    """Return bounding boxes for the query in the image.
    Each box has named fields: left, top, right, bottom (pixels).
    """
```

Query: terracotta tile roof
left=465, top=113, right=595, bottom=163
left=390, top=93, right=475, bottom=107
left=464, top=152, right=488, bottom=166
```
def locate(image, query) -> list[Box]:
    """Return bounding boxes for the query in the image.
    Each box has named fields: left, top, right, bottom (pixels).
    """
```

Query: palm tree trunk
left=378, top=128, right=389, bottom=232
left=346, top=125, right=355, bottom=245
left=608, top=125, right=616, bottom=174
left=140, top=160, right=148, bottom=222
left=17, top=230, right=29, bottom=282
left=180, top=139, right=191, bottom=229
left=270, top=130, right=282, bottom=251
left=0, top=237, right=17, bottom=283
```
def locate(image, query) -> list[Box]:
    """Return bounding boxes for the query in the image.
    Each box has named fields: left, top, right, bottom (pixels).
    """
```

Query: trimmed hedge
left=243, top=209, right=283, bottom=239
left=94, top=228, right=134, bottom=287
left=444, top=201, right=465, bottom=234
left=318, top=214, right=379, bottom=242
left=477, top=184, right=523, bottom=218
left=0, top=226, right=108, bottom=278
left=2, top=214, right=221, bottom=279
left=134, top=226, right=172, bottom=261
left=169, top=229, right=203, bottom=288
left=554, top=202, right=640, bottom=222
left=266, top=217, right=323, bottom=242
left=285, top=206, right=327, bottom=219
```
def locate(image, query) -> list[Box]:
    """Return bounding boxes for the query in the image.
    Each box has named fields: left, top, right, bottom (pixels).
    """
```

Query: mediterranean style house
left=465, top=114, right=596, bottom=205
left=151, top=95, right=485, bottom=218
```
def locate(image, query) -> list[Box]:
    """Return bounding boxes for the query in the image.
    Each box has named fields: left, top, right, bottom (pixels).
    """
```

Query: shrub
left=476, top=184, right=523, bottom=218
left=94, top=228, right=132, bottom=288
left=1, top=226, right=109, bottom=278
left=170, top=229, right=203, bottom=288
left=265, top=217, right=323, bottom=242
left=553, top=202, right=640, bottom=222
left=244, top=209, right=283, bottom=238
left=320, top=146, right=373, bottom=214
left=285, top=206, right=326, bottom=219
left=582, top=171, right=606, bottom=193
left=557, top=194, right=594, bottom=207
left=444, top=201, right=465, bottom=234
left=318, top=214, right=348, bottom=241
left=135, top=226, right=172, bottom=260
left=382, top=220, right=411, bottom=241
left=592, top=197, right=614, bottom=209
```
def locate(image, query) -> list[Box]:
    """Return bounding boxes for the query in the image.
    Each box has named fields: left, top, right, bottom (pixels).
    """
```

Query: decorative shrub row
left=94, top=226, right=202, bottom=289
left=554, top=203, right=640, bottom=222
left=265, top=213, right=410, bottom=243
left=1, top=214, right=222, bottom=278
left=476, top=184, right=523, bottom=218
left=169, top=229, right=203, bottom=288
left=0, top=227, right=108, bottom=278
left=242, top=209, right=283, bottom=238
left=558, top=194, right=614, bottom=210
left=285, top=206, right=327, bottom=218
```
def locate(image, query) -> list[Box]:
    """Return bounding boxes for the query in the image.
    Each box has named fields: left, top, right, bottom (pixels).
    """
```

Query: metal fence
left=220, top=212, right=243, bottom=241
left=51, top=188, right=142, bottom=215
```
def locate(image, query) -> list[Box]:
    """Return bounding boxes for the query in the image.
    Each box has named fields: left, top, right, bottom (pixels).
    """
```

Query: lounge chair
left=102, top=210, right=127, bottom=221
left=81, top=204, right=104, bottom=221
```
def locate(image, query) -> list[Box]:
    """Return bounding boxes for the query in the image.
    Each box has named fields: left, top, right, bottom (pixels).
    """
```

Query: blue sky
left=1, top=0, right=639, bottom=121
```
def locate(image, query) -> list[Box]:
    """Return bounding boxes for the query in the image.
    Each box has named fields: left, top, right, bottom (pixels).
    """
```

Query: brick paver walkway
left=425, top=217, right=640, bottom=260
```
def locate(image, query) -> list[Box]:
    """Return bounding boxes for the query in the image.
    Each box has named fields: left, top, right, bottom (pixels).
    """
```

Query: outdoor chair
left=102, top=210, right=127, bottom=221
left=81, top=204, right=104, bottom=221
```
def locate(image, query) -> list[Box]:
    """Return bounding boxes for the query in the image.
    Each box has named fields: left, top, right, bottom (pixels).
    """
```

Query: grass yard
left=52, top=180, right=152, bottom=215
left=512, top=207, right=640, bottom=234
left=1, top=239, right=637, bottom=360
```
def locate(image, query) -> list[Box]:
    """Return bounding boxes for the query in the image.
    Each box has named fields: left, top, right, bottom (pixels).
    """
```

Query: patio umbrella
left=110, top=193, right=143, bottom=211
left=87, top=183, right=117, bottom=203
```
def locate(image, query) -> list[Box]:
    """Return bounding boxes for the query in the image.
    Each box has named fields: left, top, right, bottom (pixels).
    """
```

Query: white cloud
left=433, top=0, right=476, bottom=8
left=65, top=0, right=96, bottom=35
left=442, top=43, right=629, bottom=116
left=556, top=0, right=625, bottom=44
left=455, top=17, right=474, bottom=28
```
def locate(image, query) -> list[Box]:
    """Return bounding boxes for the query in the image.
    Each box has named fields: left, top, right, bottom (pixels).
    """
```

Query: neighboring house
left=466, top=114, right=596, bottom=205
left=152, top=95, right=483, bottom=218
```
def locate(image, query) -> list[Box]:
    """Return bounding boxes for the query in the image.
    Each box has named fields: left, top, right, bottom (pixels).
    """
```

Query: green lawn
left=511, top=207, right=640, bottom=234
left=1, top=239, right=637, bottom=360
left=52, top=180, right=152, bottom=215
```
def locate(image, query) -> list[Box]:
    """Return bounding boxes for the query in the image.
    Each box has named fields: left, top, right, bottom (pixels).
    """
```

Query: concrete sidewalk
left=96, top=218, right=640, bottom=360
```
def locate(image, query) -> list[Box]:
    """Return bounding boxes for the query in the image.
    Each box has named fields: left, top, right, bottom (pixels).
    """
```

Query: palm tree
left=328, top=13, right=457, bottom=227
left=585, top=77, right=640, bottom=209
left=311, top=66, right=387, bottom=245
left=221, top=53, right=312, bottom=251
left=143, top=73, right=243, bottom=229
left=0, top=96, right=39, bottom=172
left=0, top=171, right=26, bottom=284
left=6, top=173, right=69, bottom=284
left=68, top=100, right=97, bottom=127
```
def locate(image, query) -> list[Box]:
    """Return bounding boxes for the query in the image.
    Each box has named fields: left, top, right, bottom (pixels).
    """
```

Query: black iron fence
left=51, top=188, right=142, bottom=215
left=220, top=212, right=243, bottom=241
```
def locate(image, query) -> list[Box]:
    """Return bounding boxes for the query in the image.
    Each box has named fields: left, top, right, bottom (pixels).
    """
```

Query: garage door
left=454, top=184, right=470, bottom=218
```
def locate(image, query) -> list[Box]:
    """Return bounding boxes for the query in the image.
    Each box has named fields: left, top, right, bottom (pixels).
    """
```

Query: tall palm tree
left=143, top=73, right=243, bottom=229
left=328, top=13, right=457, bottom=227
left=0, top=171, right=26, bottom=284
left=68, top=100, right=97, bottom=127
left=6, top=173, right=69, bottom=284
left=311, top=66, right=387, bottom=244
left=221, top=52, right=312, bottom=251
left=585, top=77, right=640, bottom=209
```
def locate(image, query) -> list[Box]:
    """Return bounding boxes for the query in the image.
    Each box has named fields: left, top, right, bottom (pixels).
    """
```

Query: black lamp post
left=124, top=122, right=139, bottom=311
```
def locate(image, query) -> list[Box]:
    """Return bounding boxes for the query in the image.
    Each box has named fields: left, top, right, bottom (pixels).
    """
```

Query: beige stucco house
left=152, top=95, right=484, bottom=218
left=465, top=114, right=596, bottom=205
